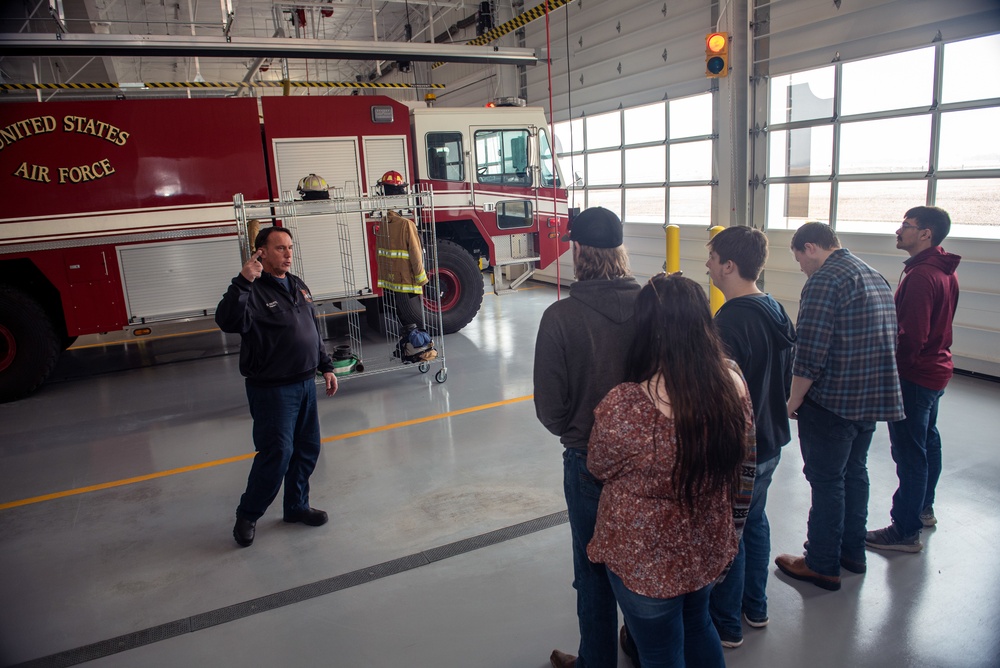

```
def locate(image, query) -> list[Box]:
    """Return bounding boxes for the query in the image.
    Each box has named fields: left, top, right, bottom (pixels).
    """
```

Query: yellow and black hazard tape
left=0, top=82, right=121, bottom=90
left=433, top=0, right=573, bottom=69
left=2, top=81, right=446, bottom=91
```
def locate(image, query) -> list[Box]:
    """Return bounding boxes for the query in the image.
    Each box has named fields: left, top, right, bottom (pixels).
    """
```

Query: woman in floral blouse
left=587, top=273, right=756, bottom=668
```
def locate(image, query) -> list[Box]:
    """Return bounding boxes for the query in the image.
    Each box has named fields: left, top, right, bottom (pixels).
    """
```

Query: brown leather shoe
left=550, top=649, right=577, bottom=668
left=775, top=554, right=841, bottom=591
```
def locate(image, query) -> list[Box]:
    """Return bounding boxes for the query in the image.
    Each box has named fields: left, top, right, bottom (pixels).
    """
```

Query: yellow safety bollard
left=708, top=225, right=726, bottom=315
left=664, top=224, right=680, bottom=274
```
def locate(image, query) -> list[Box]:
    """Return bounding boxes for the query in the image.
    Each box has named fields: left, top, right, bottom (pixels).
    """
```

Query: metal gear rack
left=232, top=184, right=447, bottom=384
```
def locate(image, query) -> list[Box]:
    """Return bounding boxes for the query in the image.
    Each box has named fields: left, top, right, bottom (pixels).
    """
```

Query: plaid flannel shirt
left=793, top=249, right=904, bottom=422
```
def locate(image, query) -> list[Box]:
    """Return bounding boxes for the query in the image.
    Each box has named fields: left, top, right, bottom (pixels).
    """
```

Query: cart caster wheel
left=418, top=362, right=430, bottom=373
left=435, top=369, right=447, bottom=383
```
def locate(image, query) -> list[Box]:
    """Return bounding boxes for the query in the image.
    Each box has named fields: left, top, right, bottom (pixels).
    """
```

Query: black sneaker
left=865, top=524, right=922, bottom=553
left=920, top=506, right=937, bottom=527
left=743, top=611, right=768, bottom=628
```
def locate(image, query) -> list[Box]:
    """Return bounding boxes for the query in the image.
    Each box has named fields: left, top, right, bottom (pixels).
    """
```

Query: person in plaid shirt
left=775, top=222, right=904, bottom=591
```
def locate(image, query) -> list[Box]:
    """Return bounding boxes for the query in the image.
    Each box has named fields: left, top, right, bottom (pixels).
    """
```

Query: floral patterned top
left=586, top=381, right=756, bottom=599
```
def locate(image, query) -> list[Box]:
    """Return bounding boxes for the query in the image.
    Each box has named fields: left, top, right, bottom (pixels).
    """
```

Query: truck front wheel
left=396, top=239, right=485, bottom=334
left=0, top=287, right=61, bottom=403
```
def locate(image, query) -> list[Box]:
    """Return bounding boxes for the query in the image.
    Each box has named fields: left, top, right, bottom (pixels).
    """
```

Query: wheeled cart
left=232, top=185, right=447, bottom=384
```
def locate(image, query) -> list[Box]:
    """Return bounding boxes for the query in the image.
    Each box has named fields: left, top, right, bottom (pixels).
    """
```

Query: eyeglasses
left=899, top=221, right=922, bottom=230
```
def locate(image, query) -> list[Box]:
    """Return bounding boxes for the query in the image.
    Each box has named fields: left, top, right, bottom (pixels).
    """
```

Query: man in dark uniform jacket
left=216, top=226, right=338, bottom=548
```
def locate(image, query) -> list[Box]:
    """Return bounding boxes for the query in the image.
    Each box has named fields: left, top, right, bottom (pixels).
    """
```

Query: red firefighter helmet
left=378, top=170, right=407, bottom=195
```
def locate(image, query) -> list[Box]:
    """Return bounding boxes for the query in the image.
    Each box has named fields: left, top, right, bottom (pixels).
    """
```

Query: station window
left=553, top=93, right=715, bottom=225
left=766, top=33, right=1000, bottom=239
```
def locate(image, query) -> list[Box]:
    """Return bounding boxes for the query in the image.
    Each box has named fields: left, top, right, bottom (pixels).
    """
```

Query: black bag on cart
left=394, top=324, right=437, bottom=363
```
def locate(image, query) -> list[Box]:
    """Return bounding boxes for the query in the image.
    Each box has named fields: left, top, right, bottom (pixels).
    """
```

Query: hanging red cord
left=544, top=0, right=561, bottom=299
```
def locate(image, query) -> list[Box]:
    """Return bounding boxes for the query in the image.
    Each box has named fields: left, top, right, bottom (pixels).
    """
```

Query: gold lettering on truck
left=0, top=115, right=57, bottom=150
left=5, top=114, right=128, bottom=185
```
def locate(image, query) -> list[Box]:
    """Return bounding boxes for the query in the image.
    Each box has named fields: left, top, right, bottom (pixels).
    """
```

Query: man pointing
left=216, top=225, right=338, bottom=547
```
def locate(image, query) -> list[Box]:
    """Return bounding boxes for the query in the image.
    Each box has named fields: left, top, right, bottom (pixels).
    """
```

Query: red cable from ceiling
left=544, top=0, right=561, bottom=299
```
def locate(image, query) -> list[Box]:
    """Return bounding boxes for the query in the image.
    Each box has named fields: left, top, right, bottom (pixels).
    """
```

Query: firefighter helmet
left=378, top=170, right=407, bottom=196
left=297, top=173, right=330, bottom=200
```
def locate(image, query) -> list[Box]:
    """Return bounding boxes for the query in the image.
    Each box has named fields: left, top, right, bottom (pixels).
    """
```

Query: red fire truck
left=0, top=95, right=568, bottom=402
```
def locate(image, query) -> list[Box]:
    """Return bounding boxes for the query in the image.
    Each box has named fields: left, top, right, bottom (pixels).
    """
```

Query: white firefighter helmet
left=297, top=173, right=330, bottom=200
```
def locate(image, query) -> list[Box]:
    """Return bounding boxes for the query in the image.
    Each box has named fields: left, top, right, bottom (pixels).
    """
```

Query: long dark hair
left=626, top=273, right=747, bottom=506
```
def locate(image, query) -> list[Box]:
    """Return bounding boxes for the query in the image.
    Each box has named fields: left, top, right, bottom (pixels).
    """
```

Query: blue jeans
left=608, top=569, right=724, bottom=668
left=237, top=378, right=322, bottom=521
left=709, top=453, right=780, bottom=638
left=888, top=379, right=945, bottom=536
left=797, top=398, right=875, bottom=577
left=563, top=448, right=618, bottom=668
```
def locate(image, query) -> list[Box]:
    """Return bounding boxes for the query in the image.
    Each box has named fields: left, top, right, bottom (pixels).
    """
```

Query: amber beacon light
left=705, top=32, right=729, bottom=78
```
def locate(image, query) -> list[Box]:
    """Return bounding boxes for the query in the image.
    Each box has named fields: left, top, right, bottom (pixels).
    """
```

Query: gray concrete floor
left=1, top=282, right=999, bottom=668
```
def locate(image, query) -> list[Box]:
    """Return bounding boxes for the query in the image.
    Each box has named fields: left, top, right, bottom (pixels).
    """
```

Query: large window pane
left=624, top=103, right=665, bottom=145
left=938, top=108, right=1000, bottom=171
left=670, top=94, right=713, bottom=138
left=625, top=146, right=665, bottom=184
left=587, top=189, right=622, bottom=218
left=943, top=34, right=1000, bottom=104
left=766, top=182, right=831, bottom=230
left=558, top=155, right=583, bottom=187
left=586, top=151, right=621, bottom=186
left=839, top=116, right=931, bottom=174
left=934, top=179, right=1000, bottom=239
left=769, top=126, right=833, bottom=178
left=626, top=188, right=665, bottom=224
left=554, top=119, right=583, bottom=154
left=669, top=186, right=711, bottom=226
left=841, top=48, right=934, bottom=115
left=769, top=67, right=834, bottom=125
left=836, top=181, right=928, bottom=233
left=670, top=141, right=712, bottom=181
left=586, top=111, right=622, bottom=150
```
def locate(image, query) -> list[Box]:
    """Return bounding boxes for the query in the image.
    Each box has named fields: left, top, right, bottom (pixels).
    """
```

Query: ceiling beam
left=0, top=33, right=538, bottom=65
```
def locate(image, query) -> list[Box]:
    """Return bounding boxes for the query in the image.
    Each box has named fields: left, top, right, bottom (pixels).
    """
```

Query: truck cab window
left=474, top=129, right=532, bottom=187
left=426, top=132, right=464, bottom=181
left=539, top=129, right=561, bottom=188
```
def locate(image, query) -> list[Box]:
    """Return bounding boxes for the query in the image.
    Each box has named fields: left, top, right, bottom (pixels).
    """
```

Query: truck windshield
left=474, top=129, right=531, bottom=187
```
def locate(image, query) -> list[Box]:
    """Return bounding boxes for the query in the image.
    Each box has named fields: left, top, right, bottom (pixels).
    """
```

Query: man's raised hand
left=241, top=249, right=264, bottom=282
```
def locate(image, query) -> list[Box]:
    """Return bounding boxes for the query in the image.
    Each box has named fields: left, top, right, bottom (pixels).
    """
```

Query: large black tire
left=396, top=239, right=484, bottom=334
left=0, top=286, right=61, bottom=403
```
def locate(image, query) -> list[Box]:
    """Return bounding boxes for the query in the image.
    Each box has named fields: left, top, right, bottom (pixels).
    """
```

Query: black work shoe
left=233, top=517, right=256, bottom=547
left=283, top=507, right=329, bottom=526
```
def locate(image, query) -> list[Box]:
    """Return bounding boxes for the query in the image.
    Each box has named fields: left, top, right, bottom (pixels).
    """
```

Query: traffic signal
left=705, top=32, right=729, bottom=78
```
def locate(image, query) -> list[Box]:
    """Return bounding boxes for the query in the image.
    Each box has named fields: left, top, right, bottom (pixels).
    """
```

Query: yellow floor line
left=0, top=394, right=533, bottom=511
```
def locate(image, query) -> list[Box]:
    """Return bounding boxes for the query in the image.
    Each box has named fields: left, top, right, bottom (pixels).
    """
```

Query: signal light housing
left=705, top=32, right=729, bottom=78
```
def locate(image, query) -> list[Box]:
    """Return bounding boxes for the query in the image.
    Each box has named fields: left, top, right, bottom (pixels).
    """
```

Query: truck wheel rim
left=425, top=267, right=461, bottom=313
left=0, top=324, right=14, bottom=373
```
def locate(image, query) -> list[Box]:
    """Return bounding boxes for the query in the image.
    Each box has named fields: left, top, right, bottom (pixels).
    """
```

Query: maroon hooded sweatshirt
left=895, top=245, right=961, bottom=391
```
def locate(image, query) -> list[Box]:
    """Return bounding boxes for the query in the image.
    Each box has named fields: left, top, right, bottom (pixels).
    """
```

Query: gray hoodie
left=533, top=277, right=641, bottom=450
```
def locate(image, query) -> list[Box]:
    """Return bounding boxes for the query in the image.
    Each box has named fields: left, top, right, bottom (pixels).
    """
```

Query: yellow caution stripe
left=433, top=0, right=573, bottom=69
left=1, top=81, right=446, bottom=91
